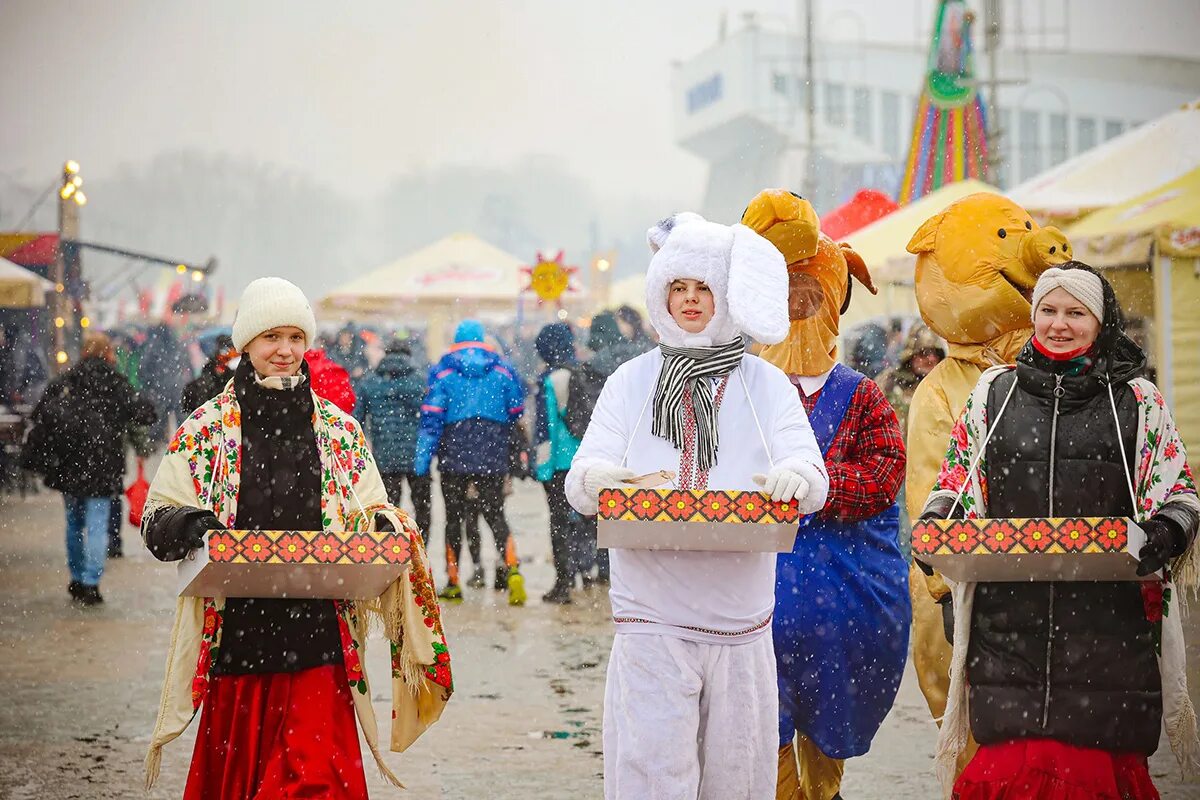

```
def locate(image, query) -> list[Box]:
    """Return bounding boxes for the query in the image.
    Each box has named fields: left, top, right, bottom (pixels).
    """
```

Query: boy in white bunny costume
left=567, top=212, right=829, bottom=800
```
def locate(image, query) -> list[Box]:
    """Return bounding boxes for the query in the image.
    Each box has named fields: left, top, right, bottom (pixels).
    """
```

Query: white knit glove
left=757, top=468, right=811, bottom=503
left=583, top=462, right=638, bottom=499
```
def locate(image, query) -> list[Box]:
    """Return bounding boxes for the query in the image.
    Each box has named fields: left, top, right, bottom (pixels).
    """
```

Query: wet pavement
left=1, top=477, right=1197, bottom=798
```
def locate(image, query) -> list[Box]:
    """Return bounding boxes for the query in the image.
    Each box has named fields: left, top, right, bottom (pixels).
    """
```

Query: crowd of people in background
left=8, top=300, right=953, bottom=609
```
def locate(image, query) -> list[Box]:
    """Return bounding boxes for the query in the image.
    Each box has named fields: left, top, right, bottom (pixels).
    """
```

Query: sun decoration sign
left=523, top=250, right=578, bottom=303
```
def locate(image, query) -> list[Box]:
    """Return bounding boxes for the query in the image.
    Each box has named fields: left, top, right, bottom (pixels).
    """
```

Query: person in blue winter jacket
left=417, top=320, right=526, bottom=603
left=354, top=339, right=430, bottom=543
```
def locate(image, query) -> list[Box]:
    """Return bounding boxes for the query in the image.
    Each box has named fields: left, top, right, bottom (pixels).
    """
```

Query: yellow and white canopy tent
left=841, top=178, right=999, bottom=328
left=1065, top=165, right=1200, bottom=443
left=321, top=233, right=585, bottom=353
left=1009, top=100, right=1200, bottom=226
left=607, top=273, right=646, bottom=314
left=0, top=256, right=54, bottom=308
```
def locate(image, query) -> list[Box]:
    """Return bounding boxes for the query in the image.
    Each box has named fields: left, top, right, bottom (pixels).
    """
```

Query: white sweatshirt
left=566, top=349, right=828, bottom=645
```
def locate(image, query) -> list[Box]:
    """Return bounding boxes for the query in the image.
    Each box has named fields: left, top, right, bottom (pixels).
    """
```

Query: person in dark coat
left=921, top=263, right=1200, bottom=798
left=139, top=323, right=191, bottom=445
left=564, top=311, right=645, bottom=585
left=326, top=326, right=369, bottom=380
left=532, top=322, right=583, bottom=604
left=614, top=304, right=655, bottom=354
left=355, top=339, right=430, bottom=543
left=182, top=334, right=239, bottom=413
left=23, top=332, right=156, bottom=604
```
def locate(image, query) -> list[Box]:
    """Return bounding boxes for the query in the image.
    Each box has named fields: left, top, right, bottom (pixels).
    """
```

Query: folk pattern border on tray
left=597, top=488, right=800, bottom=525
left=205, top=529, right=413, bottom=565
left=911, top=517, right=1130, bottom=556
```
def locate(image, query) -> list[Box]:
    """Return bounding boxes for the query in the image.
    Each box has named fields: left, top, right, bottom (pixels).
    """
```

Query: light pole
left=54, top=160, right=86, bottom=373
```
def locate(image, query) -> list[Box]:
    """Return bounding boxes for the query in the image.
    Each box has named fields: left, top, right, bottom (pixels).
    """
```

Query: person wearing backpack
left=533, top=322, right=584, bottom=604
left=564, top=311, right=643, bottom=584
left=22, top=332, right=156, bottom=605
left=416, top=320, right=526, bottom=603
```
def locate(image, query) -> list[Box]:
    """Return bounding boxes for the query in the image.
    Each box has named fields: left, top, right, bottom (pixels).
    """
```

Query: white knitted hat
left=1030, top=267, right=1105, bottom=324
left=231, top=277, right=317, bottom=351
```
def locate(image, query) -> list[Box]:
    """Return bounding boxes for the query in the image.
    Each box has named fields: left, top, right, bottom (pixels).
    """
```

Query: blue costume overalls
left=773, top=364, right=911, bottom=757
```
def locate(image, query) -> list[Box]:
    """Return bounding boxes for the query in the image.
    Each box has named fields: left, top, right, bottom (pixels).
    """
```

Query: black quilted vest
left=967, top=339, right=1162, bottom=755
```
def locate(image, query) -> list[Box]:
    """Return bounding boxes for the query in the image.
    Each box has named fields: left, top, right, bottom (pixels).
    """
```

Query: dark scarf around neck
left=652, top=339, right=744, bottom=473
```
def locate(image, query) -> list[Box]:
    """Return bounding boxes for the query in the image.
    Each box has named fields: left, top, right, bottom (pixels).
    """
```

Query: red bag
left=125, top=458, right=150, bottom=527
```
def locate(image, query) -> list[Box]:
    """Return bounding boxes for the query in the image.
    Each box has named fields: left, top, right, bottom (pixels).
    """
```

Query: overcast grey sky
left=4, top=0, right=1196, bottom=215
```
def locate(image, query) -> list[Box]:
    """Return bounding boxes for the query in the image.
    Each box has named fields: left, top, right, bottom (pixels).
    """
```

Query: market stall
left=321, top=232, right=586, bottom=354
left=1009, top=100, right=1200, bottom=226
left=0, top=257, right=53, bottom=308
left=821, top=189, right=898, bottom=240
left=1065, top=166, right=1200, bottom=444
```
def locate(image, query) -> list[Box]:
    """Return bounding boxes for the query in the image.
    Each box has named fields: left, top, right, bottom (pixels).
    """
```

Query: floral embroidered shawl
left=142, top=380, right=452, bottom=789
left=926, top=365, right=1200, bottom=796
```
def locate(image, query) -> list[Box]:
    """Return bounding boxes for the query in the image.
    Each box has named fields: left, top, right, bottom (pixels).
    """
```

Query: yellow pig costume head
left=907, top=192, right=1071, bottom=353
left=741, top=189, right=877, bottom=376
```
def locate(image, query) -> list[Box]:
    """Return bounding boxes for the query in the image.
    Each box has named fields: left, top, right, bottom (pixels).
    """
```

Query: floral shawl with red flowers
left=142, top=380, right=452, bottom=790
left=926, top=365, right=1200, bottom=796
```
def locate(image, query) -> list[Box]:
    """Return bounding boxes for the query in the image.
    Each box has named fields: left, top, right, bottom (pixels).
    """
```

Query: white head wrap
left=1030, top=267, right=1105, bottom=324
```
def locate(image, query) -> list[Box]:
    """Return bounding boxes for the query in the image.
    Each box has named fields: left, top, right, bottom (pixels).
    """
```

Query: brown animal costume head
left=906, top=192, right=1071, bottom=356
left=741, top=189, right=877, bottom=376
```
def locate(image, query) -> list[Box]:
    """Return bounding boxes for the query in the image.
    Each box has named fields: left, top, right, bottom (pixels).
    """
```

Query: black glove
left=144, top=506, right=225, bottom=562
left=1137, top=516, right=1188, bottom=576
left=938, top=594, right=955, bottom=645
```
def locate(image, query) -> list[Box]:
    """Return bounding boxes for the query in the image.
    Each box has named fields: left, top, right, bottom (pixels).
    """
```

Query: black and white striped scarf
left=652, top=339, right=745, bottom=473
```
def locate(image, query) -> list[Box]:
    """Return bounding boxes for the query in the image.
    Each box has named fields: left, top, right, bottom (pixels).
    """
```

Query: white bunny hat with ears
left=644, top=212, right=790, bottom=348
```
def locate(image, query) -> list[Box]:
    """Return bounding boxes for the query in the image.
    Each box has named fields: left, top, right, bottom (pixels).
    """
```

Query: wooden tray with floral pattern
left=178, top=529, right=412, bottom=598
left=911, top=517, right=1154, bottom=582
left=597, top=488, right=800, bottom=552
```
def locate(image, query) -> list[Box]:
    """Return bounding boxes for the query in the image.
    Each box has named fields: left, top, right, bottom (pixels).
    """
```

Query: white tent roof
left=608, top=273, right=646, bottom=312
left=322, top=233, right=527, bottom=312
left=0, top=256, right=54, bottom=307
left=1008, top=100, right=1200, bottom=221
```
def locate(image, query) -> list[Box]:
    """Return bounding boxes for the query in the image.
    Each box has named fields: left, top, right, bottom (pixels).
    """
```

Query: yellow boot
left=777, top=735, right=845, bottom=800
left=507, top=566, right=527, bottom=606
left=795, top=735, right=844, bottom=800
left=776, top=743, right=801, bottom=800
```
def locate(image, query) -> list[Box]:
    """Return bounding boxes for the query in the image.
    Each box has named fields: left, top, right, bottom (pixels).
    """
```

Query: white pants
left=603, top=632, right=778, bottom=800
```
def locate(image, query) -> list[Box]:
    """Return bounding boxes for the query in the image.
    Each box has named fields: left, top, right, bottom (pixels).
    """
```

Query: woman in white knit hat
left=918, top=262, right=1200, bottom=798
left=139, top=278, right=452, bottom=799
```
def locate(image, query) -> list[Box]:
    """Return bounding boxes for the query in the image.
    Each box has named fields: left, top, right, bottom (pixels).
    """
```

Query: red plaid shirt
left=797, top=376, right=906, bottom=523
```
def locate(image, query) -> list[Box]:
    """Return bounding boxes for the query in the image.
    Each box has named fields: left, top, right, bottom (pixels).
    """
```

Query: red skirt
left=953, top=739, right=1159, bottom=800
left=184, top=663, right=369, bottom=800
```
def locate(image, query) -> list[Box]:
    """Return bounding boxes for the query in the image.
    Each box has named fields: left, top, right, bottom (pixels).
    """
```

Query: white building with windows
left=672, top=8, right=1200, bottom=222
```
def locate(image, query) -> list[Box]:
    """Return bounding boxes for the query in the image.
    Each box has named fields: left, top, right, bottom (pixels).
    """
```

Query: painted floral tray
left=912, top=517, right=1153, bottom=582
left=178, top=528, right=412, bottom=598
left=597, top=488, right=800, bottom=552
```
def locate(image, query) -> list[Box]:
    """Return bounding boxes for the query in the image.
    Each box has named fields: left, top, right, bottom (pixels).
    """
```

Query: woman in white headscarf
left=921, top=262, right=1200, bottom=799
left=567, top=213, right=828, bottom=800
